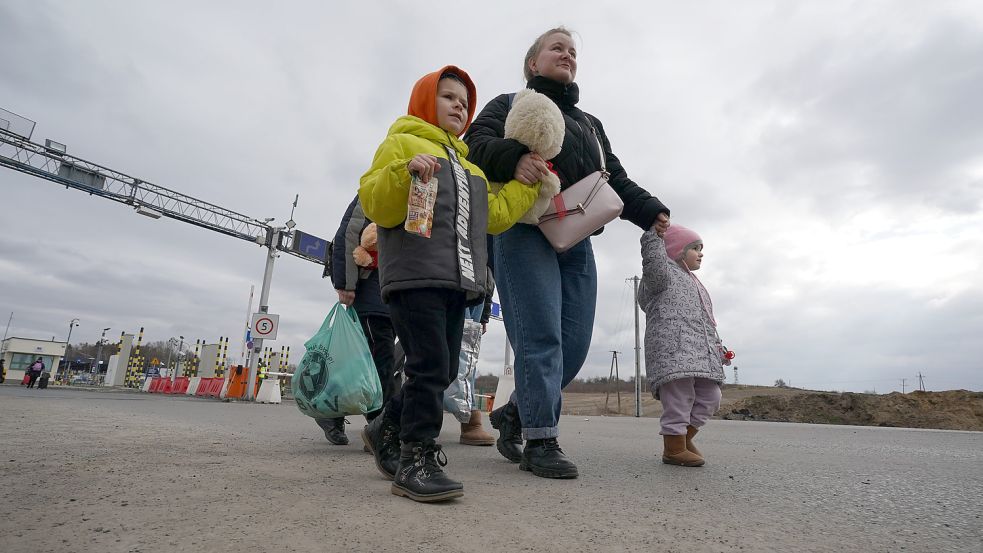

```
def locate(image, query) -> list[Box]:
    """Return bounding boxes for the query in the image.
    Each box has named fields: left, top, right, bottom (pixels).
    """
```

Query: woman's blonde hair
left=523, top=27, right=575, bottom=82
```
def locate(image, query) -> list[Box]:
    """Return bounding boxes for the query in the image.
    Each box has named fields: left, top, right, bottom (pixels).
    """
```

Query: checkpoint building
left=0, top=337, right=67, bottom=383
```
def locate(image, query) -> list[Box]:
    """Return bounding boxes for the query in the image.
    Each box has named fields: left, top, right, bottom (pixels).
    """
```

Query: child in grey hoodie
left=639, top=225, right=731, bottom=466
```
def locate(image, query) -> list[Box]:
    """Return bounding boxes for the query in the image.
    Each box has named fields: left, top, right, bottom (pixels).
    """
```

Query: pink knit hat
left=663, top=224, right=702, bottom=261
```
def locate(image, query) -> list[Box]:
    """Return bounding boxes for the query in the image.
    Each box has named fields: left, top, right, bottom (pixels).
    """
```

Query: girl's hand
left=408, top=154, right=441, bottom=183
left=651, top=213, right=670, bottom=237
left=514, top=153, right=550, bottom=185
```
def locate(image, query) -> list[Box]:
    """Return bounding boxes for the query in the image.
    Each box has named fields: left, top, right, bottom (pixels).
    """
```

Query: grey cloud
left=748, top=18, right=983, bottom=215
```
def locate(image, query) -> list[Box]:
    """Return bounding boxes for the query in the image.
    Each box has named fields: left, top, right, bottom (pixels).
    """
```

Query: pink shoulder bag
left=537, top=124, right=623, bottom=253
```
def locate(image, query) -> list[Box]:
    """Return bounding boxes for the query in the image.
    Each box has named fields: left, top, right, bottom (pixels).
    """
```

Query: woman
left=465, top=27, right=671, bottom=479
left=26, top=357, right=45, bottom=389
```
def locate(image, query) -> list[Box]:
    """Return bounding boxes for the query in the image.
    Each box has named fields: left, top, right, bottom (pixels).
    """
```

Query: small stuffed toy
left=352, top=223, right=378, bottom=269
left=502, top=88, right=565, bottom=224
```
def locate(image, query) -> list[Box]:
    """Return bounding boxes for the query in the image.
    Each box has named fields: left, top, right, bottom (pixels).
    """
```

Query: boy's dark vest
left=376, top=146, right=491, bottom=305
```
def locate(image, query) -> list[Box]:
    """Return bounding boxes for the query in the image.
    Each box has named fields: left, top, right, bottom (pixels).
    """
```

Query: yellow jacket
left=359, top=116, right=539, bottom=234
left=359, top=116, right=539, bottom=300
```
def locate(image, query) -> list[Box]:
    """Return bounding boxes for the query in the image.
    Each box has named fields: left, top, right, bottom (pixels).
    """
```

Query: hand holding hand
left=407, top=154, right=441, bottom=183
left=651, top=213, right=670, bottom=237
left=336, top=289, right=355, bottom=307
left=513, top=153, right=550, bottom=185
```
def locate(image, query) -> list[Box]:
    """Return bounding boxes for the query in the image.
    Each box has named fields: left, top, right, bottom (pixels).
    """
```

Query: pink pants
left=658, top=377, right=721, bottom=435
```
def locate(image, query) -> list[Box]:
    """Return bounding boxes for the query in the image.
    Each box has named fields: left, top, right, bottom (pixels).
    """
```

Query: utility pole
left=605, top=350, right=622, bottom=414
left=165, top=338, right=176, bottom=379
left=2, top=312, right=12, bottom=342
left=94, top=327, right=110, bottom=380
left=901, top=378, right=906, bottom=394
left=247, top=229, right=280, bottom=400
left=63, top=318, right=79, bottom=383
left=168, top=335, right=184, bottom=384
left=240, top=285, right=254, bottom=365
left=629, top=275, right=643, bottom=417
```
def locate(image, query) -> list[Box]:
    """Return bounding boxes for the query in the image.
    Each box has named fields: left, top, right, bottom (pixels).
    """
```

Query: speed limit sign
left=251, top=313, right=280, bottom=340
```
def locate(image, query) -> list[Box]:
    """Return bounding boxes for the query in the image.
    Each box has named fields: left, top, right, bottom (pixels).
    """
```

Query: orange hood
left=407, top=65, right=477, bottom=136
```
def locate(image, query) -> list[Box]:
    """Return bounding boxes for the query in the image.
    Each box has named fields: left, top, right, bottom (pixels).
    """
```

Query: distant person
left=26, top=357, right=45, bottom=389
left=314, top=195, right=398, bottom=447
left=455, top=299, right=496, bottom=446
left=0, top=358, right=6, bottom=383
left=359, top=65, right=539, bottom=502
left=638, top=225, right=730, bottom=467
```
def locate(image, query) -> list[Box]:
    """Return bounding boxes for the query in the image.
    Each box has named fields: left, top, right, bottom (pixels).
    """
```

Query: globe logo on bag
left=293, top=347, right=333, bottom=414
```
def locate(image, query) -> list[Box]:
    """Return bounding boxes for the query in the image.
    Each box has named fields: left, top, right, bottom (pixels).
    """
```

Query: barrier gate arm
left=0, top=126, right=319, bottom=265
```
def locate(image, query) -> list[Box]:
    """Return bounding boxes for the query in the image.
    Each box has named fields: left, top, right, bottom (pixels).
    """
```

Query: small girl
left=638, top=225, right=731, bottom=467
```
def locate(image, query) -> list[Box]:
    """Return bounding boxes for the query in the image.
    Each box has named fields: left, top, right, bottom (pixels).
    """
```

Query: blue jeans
left=494, top=224, right=597, bottom=439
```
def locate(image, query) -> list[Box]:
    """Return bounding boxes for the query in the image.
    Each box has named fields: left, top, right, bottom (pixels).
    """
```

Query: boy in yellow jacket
left=359, top=65, right=539, bottom=502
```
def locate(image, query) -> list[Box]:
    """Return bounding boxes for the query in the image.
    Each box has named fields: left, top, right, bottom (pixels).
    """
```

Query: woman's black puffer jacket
left=465, top=76, right=669, bottom=230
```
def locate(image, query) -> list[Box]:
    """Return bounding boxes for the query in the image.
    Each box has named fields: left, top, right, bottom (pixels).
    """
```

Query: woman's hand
left=407, top=154, right=441, bottom=183
left=651, top=213, right=670, bottom=237
left=513, top=153, right=550, bottom=185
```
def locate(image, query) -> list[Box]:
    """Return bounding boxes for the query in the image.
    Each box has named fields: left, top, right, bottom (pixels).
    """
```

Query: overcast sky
left=2, top=1, right=981, bottom=393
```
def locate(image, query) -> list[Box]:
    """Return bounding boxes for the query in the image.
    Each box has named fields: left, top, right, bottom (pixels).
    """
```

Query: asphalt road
left=0, top=384, right=980, bottom=553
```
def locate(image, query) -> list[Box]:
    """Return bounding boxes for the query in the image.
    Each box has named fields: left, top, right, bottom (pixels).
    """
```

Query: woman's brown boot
left=460, top=410, right=495, bottom=446
left=662, top=435, right=705, bottom=467
left=686, top=425, right=704, bottom=460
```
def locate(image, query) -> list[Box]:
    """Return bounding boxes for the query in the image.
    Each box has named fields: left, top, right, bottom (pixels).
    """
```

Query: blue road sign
left=292, top=230, right=329, bottom=261
left=490, top=301, right=502, bottom=320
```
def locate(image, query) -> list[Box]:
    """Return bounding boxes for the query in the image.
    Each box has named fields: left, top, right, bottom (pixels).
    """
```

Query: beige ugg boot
left=686, top=425, right=704, bottom=460
left=460, top=410, right=495, bottom=446
left=662, top=435, right=705, bottom=467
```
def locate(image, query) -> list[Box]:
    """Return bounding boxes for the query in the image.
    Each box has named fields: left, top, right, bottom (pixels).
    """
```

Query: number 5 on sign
left=251, top=313, right=280, bottom=340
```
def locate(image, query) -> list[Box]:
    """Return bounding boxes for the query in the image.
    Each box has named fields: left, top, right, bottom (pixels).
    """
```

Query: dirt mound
left=723, top=390, right=983, bottom=431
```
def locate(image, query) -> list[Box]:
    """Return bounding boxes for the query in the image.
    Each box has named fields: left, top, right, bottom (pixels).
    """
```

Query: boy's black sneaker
left=361, top=408, right=400, bottom=480
left=315, top=417, right=349, bottom=445
left=520, top=437, right=579, bottom=479
left=391, top=441, right=463, bottom=502
left=488, top=401, right=523, bottom=463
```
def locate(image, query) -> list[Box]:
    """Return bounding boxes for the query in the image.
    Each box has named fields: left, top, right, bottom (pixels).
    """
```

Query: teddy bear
left=352, top=222, right=378, bottom=269
left=500, top=88, right=565, bottom=224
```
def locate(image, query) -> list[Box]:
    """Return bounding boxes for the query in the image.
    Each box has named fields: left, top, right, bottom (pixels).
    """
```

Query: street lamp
left=94, top=327, right=111, bottom=382
left=170, top=335, right=184, bottom=384
left=63, top=318, right=79, bottom=384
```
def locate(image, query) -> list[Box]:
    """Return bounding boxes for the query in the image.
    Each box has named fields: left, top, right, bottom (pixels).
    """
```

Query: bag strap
left=578, top=118, right=606, bottom=173
left=553, top=194, right=568, bottom=219
left=317, top=303, right=343, bottom=336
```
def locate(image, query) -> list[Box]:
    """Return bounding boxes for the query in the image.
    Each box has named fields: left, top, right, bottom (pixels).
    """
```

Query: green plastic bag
left=292, top=303, right=383, bottom=419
